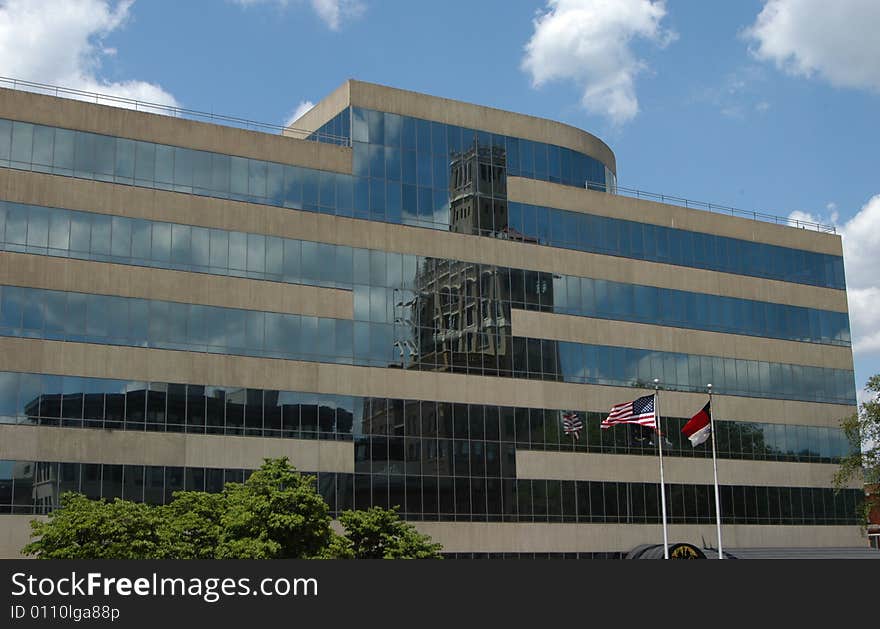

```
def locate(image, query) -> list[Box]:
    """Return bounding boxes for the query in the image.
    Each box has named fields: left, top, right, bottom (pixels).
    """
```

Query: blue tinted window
left=1, top=116, right=845, bottom=289
left=0, top=200, right=851, bottom=348
left=6, top=283, right=853, bottom=403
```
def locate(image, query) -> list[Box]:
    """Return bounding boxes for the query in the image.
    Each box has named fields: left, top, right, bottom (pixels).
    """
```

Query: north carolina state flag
left=682, top=402, right=711, bottom=447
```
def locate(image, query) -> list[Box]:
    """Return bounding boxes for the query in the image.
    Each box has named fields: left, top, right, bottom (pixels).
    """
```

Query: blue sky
left=1, top=0, right=878, bottom=400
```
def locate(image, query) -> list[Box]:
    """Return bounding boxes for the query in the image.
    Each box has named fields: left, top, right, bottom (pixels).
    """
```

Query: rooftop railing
left=0, top=76, right=836, bottom=234
left=0, top=76, right=349, bottom=146
left=587, top=181, right=836, bottom=234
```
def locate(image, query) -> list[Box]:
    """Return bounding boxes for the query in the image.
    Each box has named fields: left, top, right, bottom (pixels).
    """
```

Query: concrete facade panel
left=515, top=450, right=858, bottom=489
left=283, top=82, right=350, bottom=139
left=0, top=517, right=865, bottom=558
left=0, top=425, right=353, bottom=473
left=412, top=522, right=866, bottom=553
left=0, top=251, right=353, bottom=318
left=0, top=515, right=42, bottom=558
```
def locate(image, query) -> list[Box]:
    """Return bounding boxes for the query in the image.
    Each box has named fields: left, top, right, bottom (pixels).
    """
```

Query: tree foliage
left=214, top=458, right=333, bottom=559
left=326, top=507, right=443, bottom=559
left=24, top=493, right=163, bottom=559
left=833, top=374, right=880, bottom=524
left=24, top=458, right=441, bottom=559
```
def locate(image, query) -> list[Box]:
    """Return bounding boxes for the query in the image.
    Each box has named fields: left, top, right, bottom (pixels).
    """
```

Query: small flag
left=628, top=423, right=653, bottom=445
left=561, top=411, right=583, bottom=440
left=601, top=394, right=656, bottom=430
left=628, top=424, right=673, bottom=447
left=682, top=401, right=711, bottom=447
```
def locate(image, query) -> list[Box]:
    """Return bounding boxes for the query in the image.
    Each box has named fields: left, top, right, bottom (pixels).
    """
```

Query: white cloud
left=692, top=66, right=773, bottom=121
left=0, top=0, right=178, bottom=109
left=310, top=0, right=363, bottom=30
left=284, top=100, right=315, bottom=128
left=521, top=0, right=676, bottom=125
left=231, top=0, right=364, bottom=30
left=744, top=0, right=880, bottom=91
left=849, top=288, right=880, bottom=355
left=789, top=194, right=880, bottom=356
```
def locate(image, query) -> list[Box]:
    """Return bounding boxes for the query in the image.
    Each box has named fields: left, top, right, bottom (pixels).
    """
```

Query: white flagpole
left=707, top=383, right=723, bottom=559
left=654, top=378, right=669, bottom=559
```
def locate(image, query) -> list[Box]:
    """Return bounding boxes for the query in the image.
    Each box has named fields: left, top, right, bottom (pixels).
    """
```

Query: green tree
left=157, top=491, right=226, bottom=559
left=215, top=458, right=333, bottom=559
left=25, top=458, right=332, bottom=559
left=326, top=506, right=443, bottom=559
left=23, top=493, right=163, bottom=559
left=833, top=374, right=880, bottom=524
left=24, top=458, right=442, bottom=559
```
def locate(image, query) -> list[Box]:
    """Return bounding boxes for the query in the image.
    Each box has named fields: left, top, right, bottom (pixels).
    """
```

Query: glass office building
left=0, top=80, right=861, bottom=557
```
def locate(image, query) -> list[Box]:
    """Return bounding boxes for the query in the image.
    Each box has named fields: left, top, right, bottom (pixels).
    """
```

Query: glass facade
left=0, top=285, right=855, bottom=403
left=0, top=116, right=844, bottom=289
left=315, top=107, right=844, bottom=290
left=508, top=202, right=845, bottom=289
left=0, top=200, right=852, bottom=347
left=349, top=106, right=610, bottom=190
left=0, top=89, right=858, bottom=551
left=0, top=371, right=851, bottom=464
left=0, top=459, right=862, bottom=525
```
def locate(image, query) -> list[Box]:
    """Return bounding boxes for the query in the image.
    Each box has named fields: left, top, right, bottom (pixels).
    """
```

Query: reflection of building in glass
left=28, top=462, right=57, bottom=514
left=449, top=139, right=508, bottom=237
left=21, top=390, right=353, bottom=437
left=409, top=257, right=514, bottom=376
left=405, top=258, right=561, bottom=379
left=393, top=141, right=561, bottom=379
left=359, top=398, right=451, bottom=476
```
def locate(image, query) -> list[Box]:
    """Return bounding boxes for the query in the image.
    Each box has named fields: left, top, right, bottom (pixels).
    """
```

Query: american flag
left=601, top=394, right=656, bottom=430
left=561, top=411, right=583, bottom=440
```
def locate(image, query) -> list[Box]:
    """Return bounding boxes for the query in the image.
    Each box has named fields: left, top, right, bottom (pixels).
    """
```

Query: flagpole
left=707, top=383, right=723, bottom=559
left=654, top=378, right=669, bottom=560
